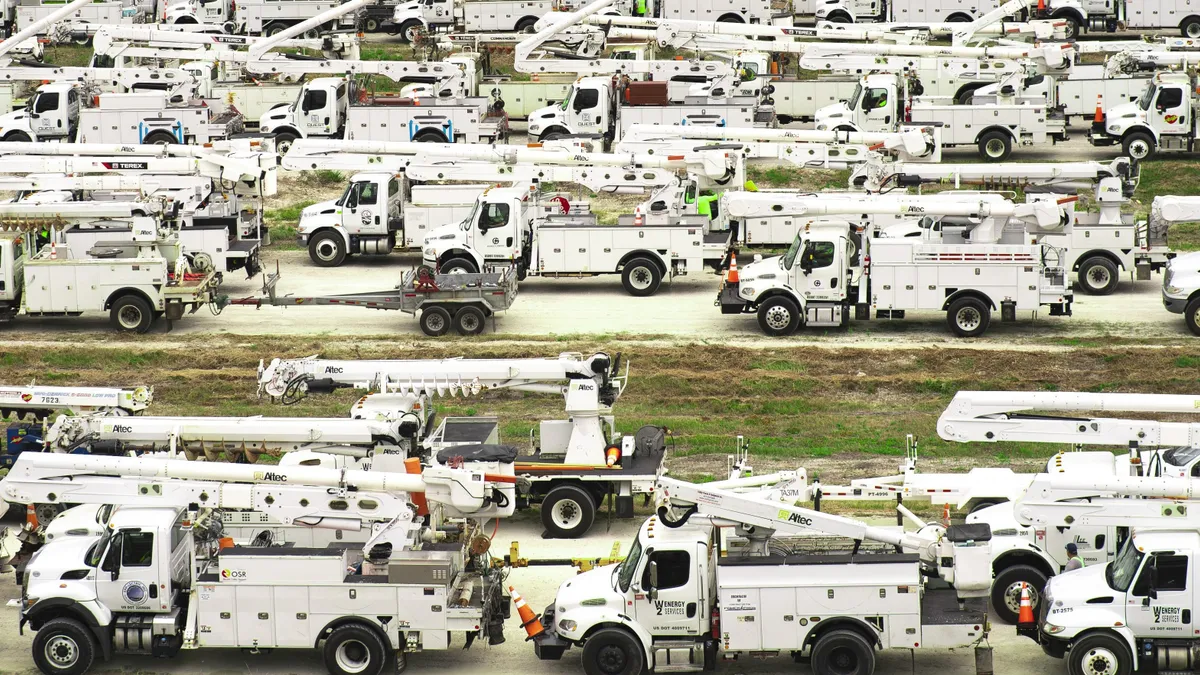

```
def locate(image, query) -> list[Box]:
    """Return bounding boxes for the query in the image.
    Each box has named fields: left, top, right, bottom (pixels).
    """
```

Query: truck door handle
left=1186, top=610, right=1192, bottom=624
left=324, top=117, right=330, bottom=125
left=375, top=216, right=380, bottom=224
left=149, top=584, right=158, bottom=599
left=507, top=238, right=513, bottom=246
left=686, top=602, right=697, bottom=619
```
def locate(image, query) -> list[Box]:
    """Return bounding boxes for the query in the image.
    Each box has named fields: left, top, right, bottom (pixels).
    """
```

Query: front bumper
left=297, top=233, right=309, bottom=246
left=716, top=281, right=749, bottom=314
left=532, top=605, right=571, bottom=660
left=1164, top=288, right=1189, bottom=314
left=1088, top=121, right=1119, bottom=147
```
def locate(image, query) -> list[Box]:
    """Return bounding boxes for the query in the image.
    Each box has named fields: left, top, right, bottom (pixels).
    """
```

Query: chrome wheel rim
left=44, top=635, right=79, bottom=669
left=551, top=498, right=583, bottom=530
left=334, top=640, right=371, bottom=674
left=764, top=305, right=792, bottom=331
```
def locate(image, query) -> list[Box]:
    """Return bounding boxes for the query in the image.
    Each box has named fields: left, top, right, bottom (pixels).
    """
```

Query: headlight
left=558, top=619, right=577, bottom=632
left=740, top=286, right=755, bottom=298
left=1166, top=285, right=1185, bottom=295
left=816, top=124, right=828, bottom=131
left=1107, top=125, right=1120, bottom=133
left=1044, top=623, right=1065, bottom=634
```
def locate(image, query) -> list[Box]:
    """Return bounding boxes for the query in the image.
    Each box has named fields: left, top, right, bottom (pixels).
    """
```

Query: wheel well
left=1189, top=289, right=1200, bottom=304
left=530, top=478, right=607, bottom=505
left=1073, top=250, right=1124, bottom=273
left=942, top=290, right=995, bottom=312
left=25, top=602, right=98, bottom=632
left=271, top=125, right=300, bottom=138
left=993, top=551, right=1056, bottom=578
left=953, top=82, right=985, bottom=103
left=753, top=288, right=801, bottom=308
left=1050, top=8, right=1083, bottom=22
left=174, top=15, right=198, bottom=23
left=804, top=617, right=882, bottom=650
left=716, top=12, right=745, bottom=22
left=438, top=249, right=477, bottom=268
left=1122, top=126, right=1155, bottom=141
left=1068, top=628, right=1135, bottom=660
left=825, top=10, right=851, bottom=20
left=582, top=621, right=639, bottom=642
left=975, top=126, right=1015, bottom=144
left=515, top=15, right=539, bottom=27
left=412, top=128, right=449, bottom=143
left=945, top=12, right=973, bottom=21
left=1181, top=14, right=1200, bottom=28
left=104, top=288, right=154, bottom=312
left=313, top=617, right=390, bottom=650
left=618, top=251, right=666, bottom=275
left=539, top=125, right=571, bottom=139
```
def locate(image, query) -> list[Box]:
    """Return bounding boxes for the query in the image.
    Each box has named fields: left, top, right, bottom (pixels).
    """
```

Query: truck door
left=341, top=179, right=380, bottom=236
left=858, top=84, right=894, bottom=132
left=633, top=544, right=704, bottom=636
left=95, top=528, right=167, bottom=614
left=1127, top=551, right=1192, bottom=637
left=423, top=0, right=451, bottom=23
left=473, top=199, right=516, bottom=262
left=1045, top=523, right=1110, bottom=569
left=1150, top=85, right=1188, bottom=137
left=568, top=86, right=605, bottom=135
left=30, top=90, right=64, bottom=139
left=298, top=84, right=334, bottom=137
left=796, top=236, right=846, bottom=301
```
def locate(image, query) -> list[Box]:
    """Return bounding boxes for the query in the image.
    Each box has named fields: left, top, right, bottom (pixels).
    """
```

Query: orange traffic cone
left=942, top=503, right=951, bottom=528
left=511, top=586, right=544, bottom=639
left=633, top=207, right=644, bottom=227
left=49, top=241, right=57, bottom=260
left=1037, top=0, right=1045, bottom=12
left=727, top=252, right=740, bottom=284
left=1017, top=583, right=1035, bottom=625
left=605, top=443, right=621, bottom=467
left=1093, top=95, right=1104, bottom=125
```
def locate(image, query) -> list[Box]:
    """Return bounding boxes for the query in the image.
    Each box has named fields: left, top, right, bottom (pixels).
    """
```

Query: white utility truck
left=235, top=0, right=361, bottom=35
left=717, top=191, right=1074, bottom=337
left=6, top=451, right=519, bottom=675
left=257, top=352, right=667, bottom=539
left=1090, top=69, right=1200, bottom=159
left=531, top=473, right=994, bottom=675
left=1152, top=198, right=1200, bottom=335
left=0, top=384, right=151, bottom=420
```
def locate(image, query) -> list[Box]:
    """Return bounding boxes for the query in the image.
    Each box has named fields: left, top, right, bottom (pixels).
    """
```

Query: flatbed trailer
left=230, top=265, right=518, bottom=336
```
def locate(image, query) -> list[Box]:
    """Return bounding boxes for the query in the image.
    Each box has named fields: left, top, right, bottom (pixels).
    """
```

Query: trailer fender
left=617, top=250, right=666, bottom=276
left=803, top=617, right=882, bottom=651
left=941, top=289, right=994, bottom=312
left=104, top=288, right=159, bottom=312
left=581, top=621, right=654, bottom=667
left=1071, top=249, right=1125, bottom=272
left=315, top=616, right=395, bottom=651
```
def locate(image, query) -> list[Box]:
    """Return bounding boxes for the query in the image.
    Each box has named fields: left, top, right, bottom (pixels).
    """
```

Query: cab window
left=388, top=178, right=400, bottom=200
left=1157, top=87, right=1184, bottom=111
left=479, top=202, right=509, bottom=231
left=862, top=87, right=889, bottom=111
left=573, top=88, right=600, bottom=111
left=34, top=93, right=59, bottom=114
left=643, top=550, right=690, bottom=590
left=302, top=89, right=327, bottom=112
left=804, top=241, right=836, bottom=269
left=1133, top=553, right=1189, bottom=595
left=358, top=181, right=378, bottom=205
left=121, top=531, right=154, bottom=568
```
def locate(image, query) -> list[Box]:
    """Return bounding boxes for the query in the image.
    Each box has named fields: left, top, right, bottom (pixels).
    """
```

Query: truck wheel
left=756, top=296, right=801, bottom=336
left=398, top=19, right=422, bottom=43
left=581, top=628, right=644, bottom=675
left=110, top=295, right=154, bottom=334
left=412, top=129, right=448, bottom=143
left=32, top=617, right=98, bottom=675
left=142, top=130, right=178, bottom=146
left=1122, top=132, right=1155, bottom=161
left=1057, top=15, right=1080, bottom=39
left=810, top=629, right=876, bottom=675
left=1067, top=634, right=1132, bottom=675
left=946, top=297, right=990, bottom=338
left=1185, top=297, right=1200, bottom=336
left=1077, top=256, right=1119, bottom=295
left=323, top=624, right=387, bottom=675
left=825, top=11, right=851, bottom=22
left=440, top=257, right=478, bottom=274
left=1183, top=17, right=1200, bottom=38
left=967, top=499, right=1005, bottom=515
left=453, top=305, right=486, bottom=335
left=264, top=21, right=288, bottom=36
left=977, top=131, right=1011, bottom=161
left=515, top=17, right=538, bottom=32
left=2, top=131, right=31, bottom=142
left=308, top=231, right=347, bottom=267
left=419, top=306, right=452, bottom=337
left=541, top=484, right=596, bottom=538
left=621, top=258, right=662, bottom=296
left=273, top=131, right=298, bottom=156
left=363, top=16, right=380, bottom=31
left=34, top=502, right=65, bottom=526
left=991, top=564, right=1048, bottom=625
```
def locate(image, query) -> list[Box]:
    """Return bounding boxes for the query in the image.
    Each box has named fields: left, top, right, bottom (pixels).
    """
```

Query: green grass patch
left=1175, top=355, right=1200, bottom=368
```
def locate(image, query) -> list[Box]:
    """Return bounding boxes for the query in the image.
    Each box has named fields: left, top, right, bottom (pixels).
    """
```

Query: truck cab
left=422, top=186, right=530, bottom=274
left=258, top=77, right=349, bottom=154
left=1031, top=528, right=1200, bottom=674
left=0, top=83, right=81, bottom=143
left=162, top=0, right=235, bottom=31
left=814, top=74, right=897, bottom=134
left=392, top=0, right=456, bottom=41
left=814, top=0, right=881, bottom=22
left=1092, top=71, right=1192, bottom=160
left=527, top=77, right=611, bottom=142
left=0, top=234, right=27, bottom=311
left=297, top=172, right=403, bottom=266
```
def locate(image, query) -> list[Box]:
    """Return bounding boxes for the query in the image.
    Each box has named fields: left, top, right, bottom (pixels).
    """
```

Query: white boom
left=0, top=0, right=90, bottom=61
left=795, top=40, right=1075, bottom=72
left=615, top=124, right=940, bottom=162
left=1012, top=473, right=1200, bottom=529
left=849, top=156, right=1136, bottom=193
left=938, top=391, right=1200, bottom=448
left=1152, top=196, right=1200, bottom=226
left=655, top=475, right=993, bottom=596
left=1105, top=48, right=1200, bottom=77
left=92, top=25, right=361, bottom=60
left=42, top=413, right=421, bottom=461
left=0, top=384, right=151, bottom=418
left=0, top=65, right=199, bottom=96
left=0, top=142, right=278, bottom=188
left=247, top=0, right=372, bottom=59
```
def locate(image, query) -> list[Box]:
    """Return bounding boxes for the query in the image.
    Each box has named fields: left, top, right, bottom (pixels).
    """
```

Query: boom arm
left=0, top=384, right=151, bottom=417
left=1012, top=473, right=1200, bottom=529
left=938, top=391, right=1200, bottom=448
left=851, top=156, right=1136, bottom=195
left=615, top=124, right=940, bottom=162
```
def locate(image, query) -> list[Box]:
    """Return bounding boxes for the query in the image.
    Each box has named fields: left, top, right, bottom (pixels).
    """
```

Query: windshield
left=782, top=235, right=804, bottom=269
left=96, top=504, right=114, bottom=525
left=560, top=85, right=574, bottom=111
left=1138, top=83, right=1156, bottom=111
left=846, top=83, right=863, bottom=110
left=85, top=528, right=113, bottom=568
left=459, top=199, right=481, bottom=231
left=1162, top=446, right=1200, bottom=467
left=617, top=533, right=644, bottom=593
left=1107, top=536, right=1144, bottom=592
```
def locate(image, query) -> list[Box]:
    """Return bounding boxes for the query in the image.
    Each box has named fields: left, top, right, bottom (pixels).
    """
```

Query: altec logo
left=324, top=366, right=344, bottom=374
left=254, top=471, right=287, bottom=482
left=777, top=509, right=813, bottom=527
left=111, top=425, right=133, bottom=433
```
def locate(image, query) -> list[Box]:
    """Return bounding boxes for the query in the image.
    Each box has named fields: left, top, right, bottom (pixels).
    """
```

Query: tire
left=1058, top=16, right=1081, bottom=39
left=810, top=629, right=876, bottom=675
left=110, top=295, right=154, bottom=334
left=1067, top=633, right=1133, bottom=675
left=273, top=131, right=298, bottom=156
left=34, top=502, right=65, bottom=526
left=954, top=84, right=983, bottom=106
left=440, top=257, right=478, bottom=274
left=32, top=617, right=98, bottom=675
left=308, top=231, right=347, bottom=267
left=323, top=624, right=388, bottom=675
left=826, top=12, right=851, bottom=22
left=2, top=131, right=31, bottom=142
left=991, top=564, right=1049, bottom=625
left=541, top=484, right=596, bottom=538
left=977, top=130, right=1012, bottom=161
left=967, top=499, right=1005, bottom=515
left=419, top=306, right=452, bottom=337
left=716, top=13, right=744, bottom=22
left=363, top=16, right=380, bottom=31
left=515, top=17, right=538, bottom=32
left=1122, top=132, right=1155, bottom=161
left=1183, top=17, right=1200, bottom=38
left=453, top=305, right=486, bottom=336
left=142, top=130, right=178, bottom=146
left=581, top=628, right=644, bottom=675
left=945, top=13, right=971, bottom=21
left=620, top=257, right=662, bottom=297
left=756, top=296, right=801, bottom=337
left=264, top=21, right=287, bottom=36
left=1185, top=297, right=1200, bottom=336
left=412, top=129, right=447, bottom=143
left=1077, top=256, right=1120, bottom=295
left=398, top=19, right=422, bottom=43
left=540, top=131, right=567, bottom=142
left=946, top=297, right=990, bottom=338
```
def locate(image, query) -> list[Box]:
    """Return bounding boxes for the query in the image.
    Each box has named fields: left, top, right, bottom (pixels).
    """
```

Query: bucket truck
left=5, top=451, right=519, bottom=675
left=256, top=352, right=667, bottom=538
left=1159, top=199, right=1200, bottom=336
left=852, top=156, right=1175, bottom=295
left=717, top=191, right=1073, bottom=337
left=236, top=0, right=363, bottom=36
left=531, top=473, right=994, bottom=675
left=0, top=384, right=152, bottom=421
left=1089, top=66, right=1200, bottom=159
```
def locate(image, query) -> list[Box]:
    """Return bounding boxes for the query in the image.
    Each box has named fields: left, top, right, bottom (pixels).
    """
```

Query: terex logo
left=101, top=162, right=149, bottom=171
left=254, top=471, right=287, bottom=482
left=777, top=509, right=813, bottom=527
left=324, top=366, right=344, bottom=374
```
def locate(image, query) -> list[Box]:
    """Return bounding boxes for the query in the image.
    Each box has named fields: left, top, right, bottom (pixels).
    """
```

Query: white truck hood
left=1044, top=563, right=1119, bottom=614
left=1105, top=101, right=1145, bottom=132
left=737, top=255, right=787, bottom=285
left=423, top=223, right=466, bottom=261
left=1167, top=251, right=1200, bottom=289
left=393, top=0, right=421, bottom=20
left=0, top=108, right=27, bottom=134
left=43, top=505, right=107, bottom=543
left=814, top=102, right=852, bottom=131
left=527, top=104, right=564, bottom=136
left=966, top=501, right=1024, bottom=533
left=298, top=199, right=339, bottom=235
left=24, top=535, right=101, bottom=584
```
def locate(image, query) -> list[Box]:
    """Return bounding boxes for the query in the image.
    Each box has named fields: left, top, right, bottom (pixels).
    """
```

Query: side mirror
left=647, top=560, right=659, bottom=601
left=799, top=244, right=815, bottom=274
